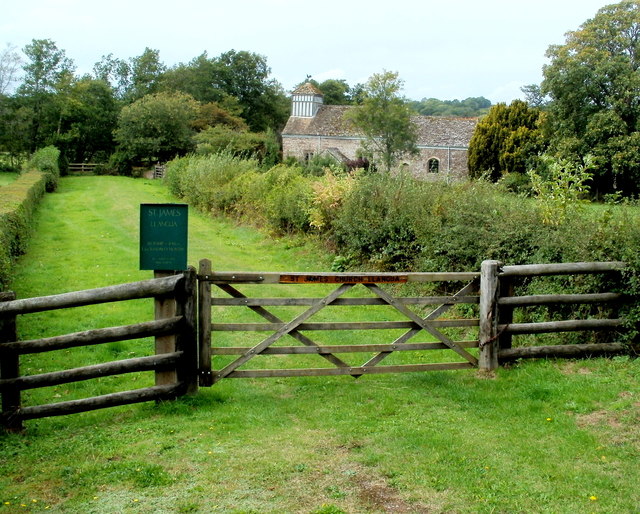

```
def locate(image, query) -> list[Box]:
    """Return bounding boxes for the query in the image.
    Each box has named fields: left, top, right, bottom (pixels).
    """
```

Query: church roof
left=282, top=105, right=478, bottom=148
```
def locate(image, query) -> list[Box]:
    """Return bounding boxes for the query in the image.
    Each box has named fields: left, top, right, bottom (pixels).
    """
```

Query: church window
left=428, top=158, right=440, bottom=173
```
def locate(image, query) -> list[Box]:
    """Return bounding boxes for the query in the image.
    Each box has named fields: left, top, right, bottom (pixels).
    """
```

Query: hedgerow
left=23, top=146, right=60, bottom=192
left=165, top=152, right=640, bottom=347
left=0, top=170, right=47, bottom=290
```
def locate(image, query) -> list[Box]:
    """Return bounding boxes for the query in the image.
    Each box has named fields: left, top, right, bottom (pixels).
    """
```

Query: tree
left=53, top=78, right=118, bottom=162
left=211, top=50, right=289, bottom=131
left=345, top=71, right=418, bottom=173
left=93, top=53, right=132, bottom=100
left=114, top=91, right=200, bottom=163
left=542, top=0, right=640, bottom=195
left=18, top=39, right=75, bottom=151
left=468, top=100, right=544, bottom=181
left=0, top=44, right=22, bottom=95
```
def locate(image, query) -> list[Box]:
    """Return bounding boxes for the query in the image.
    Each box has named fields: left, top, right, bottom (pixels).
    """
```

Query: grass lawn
left=1, top=176, right=639, bottom=513
left=0, top=172, right=19, bottom=187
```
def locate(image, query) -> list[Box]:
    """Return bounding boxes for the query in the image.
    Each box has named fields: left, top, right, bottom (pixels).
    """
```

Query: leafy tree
left=127, top=48, right=165, bottom=101
left=53, top=78, right=118, bottom=163
left=17, top=39, right=75, bottom=151
left=114, top=91, right=200, bottom=164
left=211, top=50, right=288, bottom=131
left=345, top=71, right=418, bottom=173
left=192, top=101, right=247, bottom=132
left=92, top=53, right=132, bottom=100
left=317, top=79, right=351, bottom=105
left=542, top=0, right=640, bottom=195
left=468, top=100, right=544, bottom=181
left=0, top=44, right=22, bottom=95
left=410, top=96, right=491, bottom=117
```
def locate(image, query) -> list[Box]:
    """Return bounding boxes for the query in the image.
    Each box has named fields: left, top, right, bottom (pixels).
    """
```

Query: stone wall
left=283, top=135, right=469, bottom=180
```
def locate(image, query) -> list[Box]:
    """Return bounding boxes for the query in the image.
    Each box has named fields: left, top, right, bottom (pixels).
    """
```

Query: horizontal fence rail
left=198, top=259, right=481, bottom=385
left=2, top=259, right=634, bottom=430
left=479, top=260, right=630, bottom=369
left=0, top=270, right=197, bottom=431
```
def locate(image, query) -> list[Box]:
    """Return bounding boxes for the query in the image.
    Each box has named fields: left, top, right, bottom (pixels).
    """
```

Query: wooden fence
left=480, top=260, right=629, bottom=368
left=67, top=163, right=100, bottom=175
left=197, top=259, right=482, bottom=385
left=0, top=260, right=633, bottom=430
left=0, top=270, right=197, bottom=431
left=198, top=259, right=631, bottom=385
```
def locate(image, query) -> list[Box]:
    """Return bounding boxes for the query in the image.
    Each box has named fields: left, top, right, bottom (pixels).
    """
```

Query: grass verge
left=1, top=176, right=638, bottom=513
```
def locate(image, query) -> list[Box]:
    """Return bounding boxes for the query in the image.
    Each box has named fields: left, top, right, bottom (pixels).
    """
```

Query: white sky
left=2, top=0, right=612, bottom=103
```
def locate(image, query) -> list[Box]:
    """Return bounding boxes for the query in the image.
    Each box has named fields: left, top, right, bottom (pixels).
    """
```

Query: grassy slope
left=1, top=176, right=638, bottom=513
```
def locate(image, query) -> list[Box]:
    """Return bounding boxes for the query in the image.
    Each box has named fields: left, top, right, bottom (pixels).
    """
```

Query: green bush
left=243, top=164, right=312, bottom=232
left=0, top=170, right=47, bottom=290
left=23, top=146, right=60, bottom=192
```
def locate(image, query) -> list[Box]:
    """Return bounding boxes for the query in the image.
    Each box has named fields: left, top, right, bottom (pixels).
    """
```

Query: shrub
left=23, top=146, right=60, bottom=192
left=0, top=170, right=47, bottom=290
left=243, top=164, right=312, bottom=232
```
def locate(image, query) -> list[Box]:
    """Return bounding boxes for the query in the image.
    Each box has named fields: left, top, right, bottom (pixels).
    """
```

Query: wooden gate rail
left=478, top=261, right=629, bottom=370
left=198, top=259, right=481, bottom=385
left=0, top=271, right=197, bottom=431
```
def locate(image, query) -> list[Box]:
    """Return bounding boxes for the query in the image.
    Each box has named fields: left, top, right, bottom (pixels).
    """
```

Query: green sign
left=140, top=204, right=188, bottom=270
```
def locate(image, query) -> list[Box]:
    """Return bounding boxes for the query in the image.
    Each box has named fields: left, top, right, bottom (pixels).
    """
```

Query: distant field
left=1, top=176, right=638, bottom=513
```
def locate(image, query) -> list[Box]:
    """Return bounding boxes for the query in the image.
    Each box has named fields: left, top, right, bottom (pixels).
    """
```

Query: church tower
left=291, top=82, right=324, bottom=117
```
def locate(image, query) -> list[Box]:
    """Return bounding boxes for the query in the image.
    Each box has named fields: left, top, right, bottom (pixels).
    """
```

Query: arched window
left=428, top=158, right=440, bottom=173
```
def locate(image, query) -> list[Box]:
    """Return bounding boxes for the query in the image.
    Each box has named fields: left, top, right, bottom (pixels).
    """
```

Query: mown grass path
left=1, top=177, right=639, bottom=513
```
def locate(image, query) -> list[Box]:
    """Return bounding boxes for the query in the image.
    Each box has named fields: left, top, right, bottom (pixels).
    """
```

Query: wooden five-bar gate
left=197, top=259, right=481, bottom=385
left=0, top=259, right=632, bottom=430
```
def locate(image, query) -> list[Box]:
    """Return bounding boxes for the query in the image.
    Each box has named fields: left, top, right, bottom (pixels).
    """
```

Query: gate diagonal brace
left=213, top=283, right=355, bottom=382
left=360, top=279, right=479, bottom=370
left=365, top=284, right=479, bottom=366
left=216, top=284, right=353, bottom=371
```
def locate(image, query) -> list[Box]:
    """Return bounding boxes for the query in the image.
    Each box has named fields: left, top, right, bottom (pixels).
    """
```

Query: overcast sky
left=3, top=0, right=612, bottom=103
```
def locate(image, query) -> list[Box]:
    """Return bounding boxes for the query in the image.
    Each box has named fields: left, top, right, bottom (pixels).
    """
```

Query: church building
left=281, top=83, right=478, bottom=180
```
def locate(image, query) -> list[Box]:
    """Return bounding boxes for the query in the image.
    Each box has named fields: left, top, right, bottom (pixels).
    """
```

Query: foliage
left=409, top=96, right=491, bottom=117
left=0, top=169, right=47, bottom=289
left=468, top=100, right=545, bottom=180
left=23, top=145, right=60, bottom=191
left=114, top=91, right=200, bottom=165
left=0, top=43, right=22, bottom=95
left=164, top=152, right=260, bottom=213
left=193, top=125, right=280, bottom=166
left=307, top=171, right=356, bottom=231
left=2, top=176, right=639, bottom=513
left=527, top=156, right=593, bottom=225
left=345, top=71, right=418, bottom=173
left=16, top=39, right=75, bottom=153
left=52, top=78, right=119, bottom=163
left=542, top=0, right=640, bottom=196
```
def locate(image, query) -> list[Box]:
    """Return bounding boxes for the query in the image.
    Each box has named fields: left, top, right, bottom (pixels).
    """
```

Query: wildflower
left=590, top=495, right=598, bottom=501
left=546, top=417, right=553, bottom=422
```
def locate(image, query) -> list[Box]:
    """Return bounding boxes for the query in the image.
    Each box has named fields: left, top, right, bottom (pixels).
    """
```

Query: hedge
left=0, top=170, right=48, bottom=290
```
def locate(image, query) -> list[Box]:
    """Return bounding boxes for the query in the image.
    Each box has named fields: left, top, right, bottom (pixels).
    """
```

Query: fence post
left=198, top=259, right=213, bottom=387
left=1, top=292, right=23, bottom=432
left=154, top=272, right=178, bottom=389
left=176, top=268, right=198, bottom=395
left=498, top=276, right=514, bottom=351
left=479, top=260, right=502, bottom=372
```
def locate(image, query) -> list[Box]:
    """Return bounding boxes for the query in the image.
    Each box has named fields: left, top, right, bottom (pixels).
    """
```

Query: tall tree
left=53, top=78, right=118, bottom=162
left=345, top=71, right=418, bottom=173
left=0, top=44, right=22, bottom=95
left=468, top=100, right=544, bottom=180
left=542, top=0, right=640, bottom=195
left=18, top=39, right=75, bottom=151
left=211, top=50, right=289, bottom=131
left=114, top=91, right=200, bottom=163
